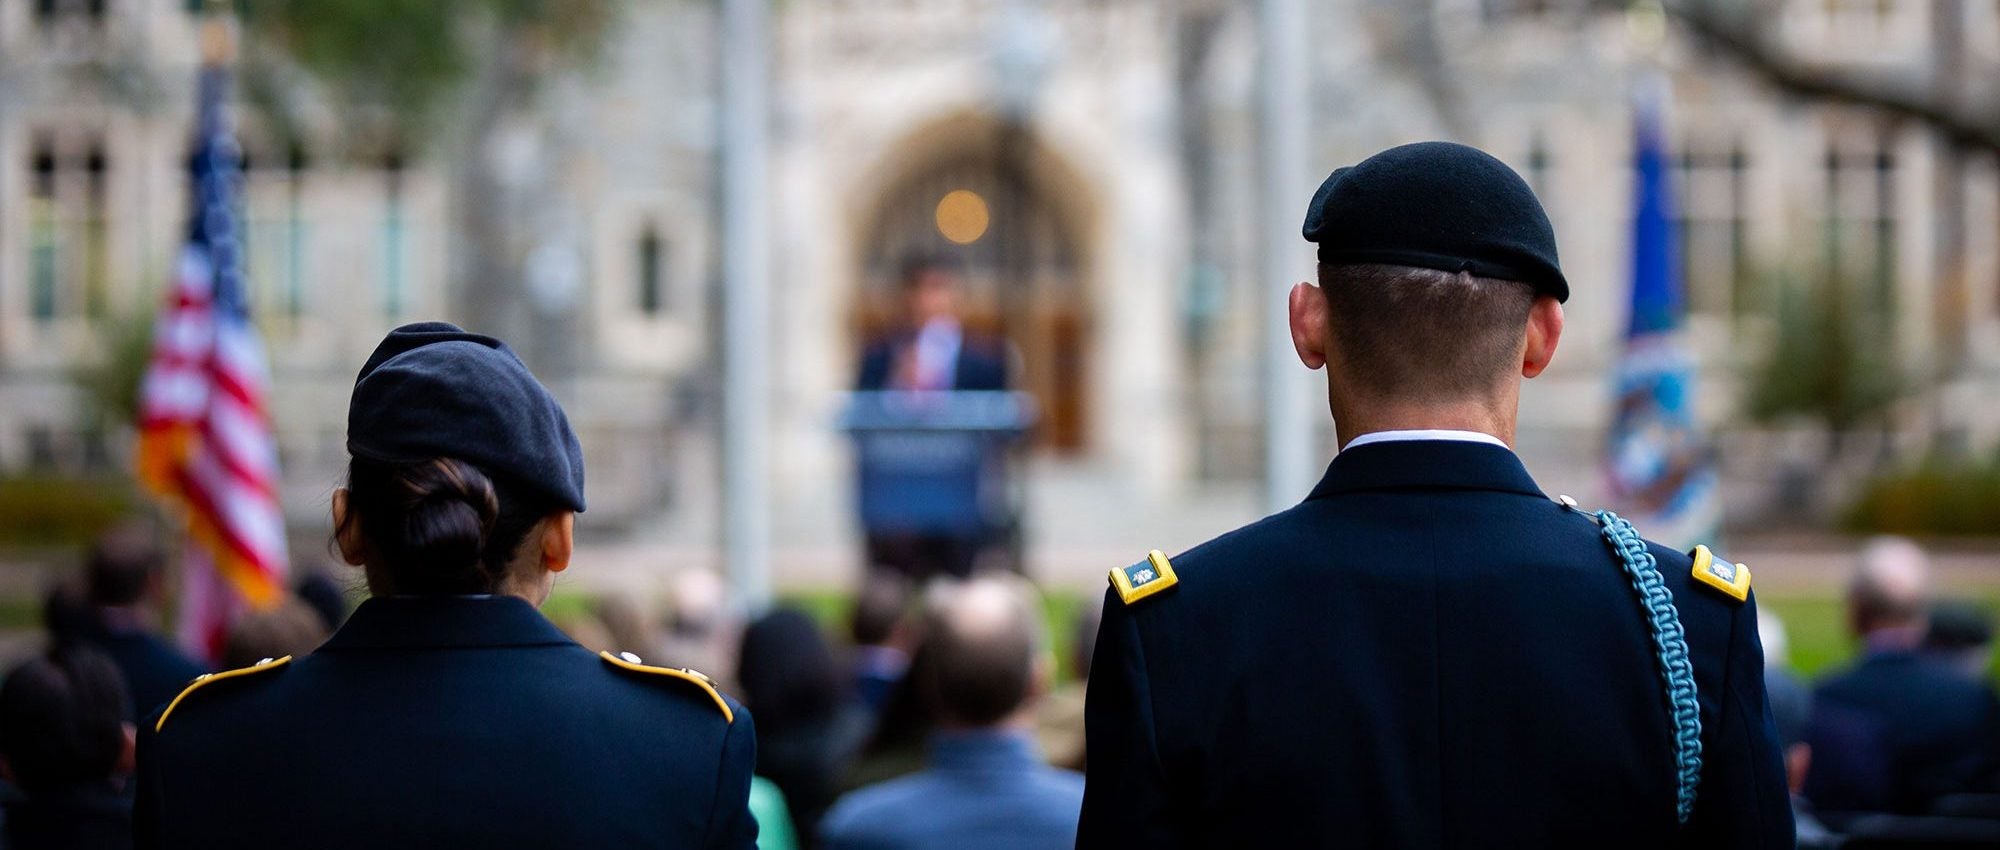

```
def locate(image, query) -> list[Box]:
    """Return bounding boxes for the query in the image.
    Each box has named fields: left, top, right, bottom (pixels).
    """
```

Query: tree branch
left=1656, top=0, right=2000, bottom=152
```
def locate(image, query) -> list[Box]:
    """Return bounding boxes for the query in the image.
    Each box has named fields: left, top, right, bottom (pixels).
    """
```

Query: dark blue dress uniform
left=135, top=595, right=758, bottom=849
left=1076, top=439, right=1793, bottom=848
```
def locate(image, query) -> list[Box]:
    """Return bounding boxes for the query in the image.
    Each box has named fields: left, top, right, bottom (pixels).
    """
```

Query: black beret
left=347, top=322, right=586, bottom=512
left=1303, top=141, right=1569, bottom=302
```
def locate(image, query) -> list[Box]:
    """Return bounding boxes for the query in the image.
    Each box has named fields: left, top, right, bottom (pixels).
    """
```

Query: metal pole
left=720, top=0, right=772, bottom=610
left=1259, top=0, right=1315, bottom=511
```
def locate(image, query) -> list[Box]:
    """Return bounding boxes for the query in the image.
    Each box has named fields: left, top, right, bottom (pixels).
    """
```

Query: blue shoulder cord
left=1574, top=506, right=1705, bottom=825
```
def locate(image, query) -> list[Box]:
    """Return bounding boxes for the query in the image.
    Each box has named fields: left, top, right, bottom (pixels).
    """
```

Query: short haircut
left=898, top=253, right=961, bottom=289
left=1317, top=263, right=1537, bottom=402
left=851, top=570, right=912, bottom=647
left=0, top=645, right=130, bottom=792
left=922, top=575, right=1042, bottom=727
left=222, top=597, right=331, bottom=670
left=1849, top=536, right=1930, bottom=632
left=85, top=525, right=164, bottom=606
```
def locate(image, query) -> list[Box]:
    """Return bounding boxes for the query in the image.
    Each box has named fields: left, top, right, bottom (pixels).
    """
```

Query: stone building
left=2, top=0, right=1997, bottom=581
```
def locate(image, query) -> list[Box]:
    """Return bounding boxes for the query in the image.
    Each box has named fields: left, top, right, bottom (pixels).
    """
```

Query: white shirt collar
left=1343, top=429, right=1510, bottom=451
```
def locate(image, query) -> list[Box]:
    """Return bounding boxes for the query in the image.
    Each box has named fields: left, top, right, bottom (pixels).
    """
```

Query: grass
left=1762, top=593, right=2000, bottom=686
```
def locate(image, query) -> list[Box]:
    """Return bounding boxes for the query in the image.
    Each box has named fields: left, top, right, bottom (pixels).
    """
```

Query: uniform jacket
left=1077, top=439, right=1792, bottom=848
left=135, top=594, right=757, bottom=849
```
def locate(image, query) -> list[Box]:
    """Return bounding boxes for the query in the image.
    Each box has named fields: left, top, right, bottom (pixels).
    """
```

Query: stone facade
left=2, top=0, right=1998, bottom=575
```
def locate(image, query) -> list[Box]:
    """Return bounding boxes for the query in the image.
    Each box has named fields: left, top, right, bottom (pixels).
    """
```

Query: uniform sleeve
left=1076, top=588, right=1179, bottom=849
left=704, top=701, right=761, bottom=850
left=134, top=717, right=162, bottom=850
left=1683, top=591, right=1795, bottom=848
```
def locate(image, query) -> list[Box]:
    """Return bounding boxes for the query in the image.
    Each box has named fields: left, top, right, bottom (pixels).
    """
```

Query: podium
left=840, top=391, right=1037, bottom=575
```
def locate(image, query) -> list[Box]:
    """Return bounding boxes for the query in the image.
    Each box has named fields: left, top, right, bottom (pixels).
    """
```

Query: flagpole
left=720, top=0, right=772, bottom=612
left=1259, top=0, right=1315, bottom=512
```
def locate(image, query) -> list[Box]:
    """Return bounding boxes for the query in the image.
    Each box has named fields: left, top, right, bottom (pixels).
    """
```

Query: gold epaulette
left=1690, top=544, right=1751, bottom=603
left=599, top=651, right=734, bottom=723
left=1109, top=549, right=1179, bottom=606
left=155, top=656, right=293, bottom=732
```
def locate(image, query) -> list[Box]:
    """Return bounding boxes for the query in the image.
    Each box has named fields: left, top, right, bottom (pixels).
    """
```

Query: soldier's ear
left=331, top=488, right=365, bottom=566
left=1288, top=282, right=1328, bottom=370
left=117, top=722, right=137, bottom=777
left=1521, top=296, right=1563, bottom=379
left=541, top=511, right=575, bottom=574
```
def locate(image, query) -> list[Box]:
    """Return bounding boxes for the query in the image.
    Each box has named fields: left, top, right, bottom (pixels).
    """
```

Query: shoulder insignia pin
left=1109, top=549, right=1179, bottom=606
left=600, top=650, right=734, bottom=722
left=155, top=655, right=293, bottom=732
left=1690, top=544, right=1751, bottom=604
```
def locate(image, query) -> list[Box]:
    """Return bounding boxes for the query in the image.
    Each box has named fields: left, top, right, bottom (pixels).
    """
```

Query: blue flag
left=1604, top=79, right=1715, bottom=547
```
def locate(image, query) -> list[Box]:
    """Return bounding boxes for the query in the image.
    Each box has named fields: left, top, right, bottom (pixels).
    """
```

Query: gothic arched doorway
left=855, top=121, right=1094, bottom=452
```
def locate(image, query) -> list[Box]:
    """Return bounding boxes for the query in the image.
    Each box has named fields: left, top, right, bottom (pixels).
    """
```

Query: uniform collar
left=320, top=595, right=577, bottom=651
left=1343, top=428, right=1508, bottom=450
left=1306, top=439, right=1546, bottom=501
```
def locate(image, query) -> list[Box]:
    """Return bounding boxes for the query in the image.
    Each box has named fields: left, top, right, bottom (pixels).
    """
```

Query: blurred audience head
left=221, top=597, right=331, bottom=670
left=1847, top=536, right=1932, bottom=644
left=851, top=570, right=912, bottom=650
left=596, top=593, right=656, bottom=655
left=1071, top=597, right=1103, bottom=683
left=84, top=524, right=165, bottom=608
left=921, top=574, right=1047, bottom=729
left=667, top=568, right=730, bottom=638
left=0, top=645, right=131, bottom=793
left=1922, top=600, right=1994, bottom=681
left=899, top=254, right=962, bottom=325
left=1758, top=610, right=1789, bottom=670
left=42, top=577, right=96, bottom=644
left=294, top=568, right=352, bottom=632
left=739, top=608, right=845, bottom=734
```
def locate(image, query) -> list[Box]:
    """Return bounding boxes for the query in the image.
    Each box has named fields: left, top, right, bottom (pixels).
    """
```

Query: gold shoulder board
left=1109, top=549, right=1179, bottom=606
left=155, top=655, right=293, bottom=732
left=599, top=651, right=734, bottom=723
left=1690, top=544, right=1751, bottom=603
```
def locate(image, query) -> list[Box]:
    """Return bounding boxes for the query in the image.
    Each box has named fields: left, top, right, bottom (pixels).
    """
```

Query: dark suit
left=1812, top=650, right=2000, bottom=813
left=1078, top=439, right=1792, bottom=848
left=854, top=328, right=1012, bottom=579
left=855, top=332, right=1009, bottom=392
left=84, top=625, right=208, bottom=720
left=135, top=595, right=757, bottom=849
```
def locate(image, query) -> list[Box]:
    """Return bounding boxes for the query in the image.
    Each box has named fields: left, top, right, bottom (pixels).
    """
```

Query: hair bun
left=394, top=459, right=500, bottom=590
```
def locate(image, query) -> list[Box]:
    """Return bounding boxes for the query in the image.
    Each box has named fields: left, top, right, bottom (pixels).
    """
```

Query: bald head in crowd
left=924, top=576, right=1047, bottom=728
left=1848, top=536, right=1933, bottom=647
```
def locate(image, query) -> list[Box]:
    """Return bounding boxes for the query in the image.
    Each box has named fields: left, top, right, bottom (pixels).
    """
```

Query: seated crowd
left=1765, top=537, right=2000, bottom=848
left=0, top=524, right=1101, bottom=850
left=2, top=524, right=1996, bottom=849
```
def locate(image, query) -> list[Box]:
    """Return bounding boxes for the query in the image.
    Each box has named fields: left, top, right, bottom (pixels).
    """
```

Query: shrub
left=0, top=476, right=136, bottom=546
left=1844, top=457, right=2000, bottom=536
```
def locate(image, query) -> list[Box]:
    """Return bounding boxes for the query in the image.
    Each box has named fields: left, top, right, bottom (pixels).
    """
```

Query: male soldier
left=1076, top=142, right=1791, bottom=848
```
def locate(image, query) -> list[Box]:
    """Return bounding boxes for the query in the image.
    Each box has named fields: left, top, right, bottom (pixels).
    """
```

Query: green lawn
left=1762, top=593, right=2000, bottom=685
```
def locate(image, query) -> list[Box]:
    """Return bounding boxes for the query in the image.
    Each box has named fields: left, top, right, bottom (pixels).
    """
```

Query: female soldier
left=135, top=322, right=757, bottom=849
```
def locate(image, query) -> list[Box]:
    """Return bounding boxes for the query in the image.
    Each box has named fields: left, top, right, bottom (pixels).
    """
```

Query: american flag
left=136, top=64, right=289, bottom=659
